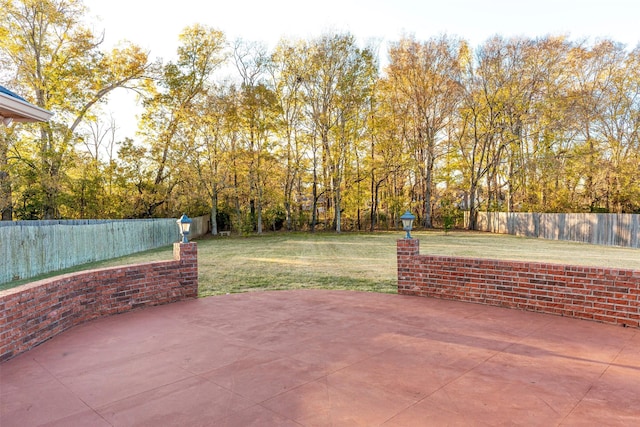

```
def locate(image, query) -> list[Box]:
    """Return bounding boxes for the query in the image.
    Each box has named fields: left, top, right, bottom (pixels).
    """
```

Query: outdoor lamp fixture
left=177, top=214, right=192, bottom=243
left=400, top=211, right=416, bottom=239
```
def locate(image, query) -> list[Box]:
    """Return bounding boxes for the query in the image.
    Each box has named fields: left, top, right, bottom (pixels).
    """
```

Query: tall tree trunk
left=257, top=197, right=263, bottom=234
left=486, top=172, right=493, bottom=211
left=369, top=180, right=376, bottom=232
left=310, top=144, right=319, bottom=232
left=284, top=138, right=294, bottom=231
left=423, top=139, right=435, bottom=228
left=0, top=134, right=12, bottom=221
left=233, top=173, right=241, bottom=230
left=334, top=180, right=341, bottom=233
left=423, top=169, right=433, bottom=228
left=284, top=173, right=293, bottom=231
left=468, top=181, right=478, bottom=230
left=210, top=191, right=218, bottom=235
left=284, top=198, right=292, bottom=231
left=43, top=163, right=60, bottom=219
left=507, top=156, right=515, bottom=212
left=311, top=179, right=318, bottom=232
left=369, top=139, right=376, bottom=232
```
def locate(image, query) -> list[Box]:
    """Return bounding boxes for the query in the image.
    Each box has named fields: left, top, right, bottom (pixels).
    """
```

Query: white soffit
left=0, top=89, right=53, bottom=123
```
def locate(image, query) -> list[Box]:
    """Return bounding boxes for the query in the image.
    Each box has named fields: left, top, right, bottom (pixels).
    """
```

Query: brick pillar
left=173, top=242, right=198, bottom=298
left=397, top=238, right=419, bottom=295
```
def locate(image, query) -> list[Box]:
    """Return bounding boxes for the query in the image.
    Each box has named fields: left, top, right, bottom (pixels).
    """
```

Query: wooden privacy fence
left=189, top=214, right=210, bottom=238
left=465, top=212, right=639, bottom=248
left=0, top=215, right=210, bottom=285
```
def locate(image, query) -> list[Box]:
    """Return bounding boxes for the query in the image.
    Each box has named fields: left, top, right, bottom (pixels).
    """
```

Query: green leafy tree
left=0, top=0, right=153, bottom=219
left=268, top=40, right=308, bottom=230
left=137, top=24, right=226, bottom=217
left=384, top=35, right=467, bottom=227
left=232, top=40, right=281, bottom=234
left=302, top=33, right=377, bottom=232
left=188, top=84, right=237, bottom=234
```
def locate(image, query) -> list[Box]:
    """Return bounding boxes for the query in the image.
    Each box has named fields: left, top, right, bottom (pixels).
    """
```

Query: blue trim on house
left=0, top=85, right=27, bottom=102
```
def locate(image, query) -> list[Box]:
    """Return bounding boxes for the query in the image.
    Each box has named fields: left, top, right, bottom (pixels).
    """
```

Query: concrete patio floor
left=1, top=290, right=639, bottom=426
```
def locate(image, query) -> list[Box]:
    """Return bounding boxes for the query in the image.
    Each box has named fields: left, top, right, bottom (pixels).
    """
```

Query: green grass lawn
left=3, top=230, right=640, bottom=294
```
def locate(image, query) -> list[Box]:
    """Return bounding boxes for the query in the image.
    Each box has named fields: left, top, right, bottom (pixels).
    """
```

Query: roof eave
left=0, top=91, right=54, bottom=122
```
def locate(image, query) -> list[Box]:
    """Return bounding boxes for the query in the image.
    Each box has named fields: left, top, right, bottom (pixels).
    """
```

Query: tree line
left=1, top=0, right=639, bottom=233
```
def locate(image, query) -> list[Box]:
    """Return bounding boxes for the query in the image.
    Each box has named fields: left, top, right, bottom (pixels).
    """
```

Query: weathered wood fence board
left=465, top=212, right=639, bottom=248
left=189, top=215, right=210, bottom=238
left=0, top=215, right=210, bottom=284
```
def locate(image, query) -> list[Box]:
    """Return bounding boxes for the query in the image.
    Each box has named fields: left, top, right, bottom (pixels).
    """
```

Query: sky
left=82, top=0, right=640, bottom=140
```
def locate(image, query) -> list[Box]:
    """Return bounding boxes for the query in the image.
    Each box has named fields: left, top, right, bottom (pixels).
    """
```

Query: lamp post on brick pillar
left=397, top=211, right=419, bottom=294
left=173, top=214, right=198, bottom=297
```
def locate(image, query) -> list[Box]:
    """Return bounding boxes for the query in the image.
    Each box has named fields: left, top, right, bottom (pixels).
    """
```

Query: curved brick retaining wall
left=397, top=239, right=640, bottom=328
left=0, top=242, right=197, bottom=362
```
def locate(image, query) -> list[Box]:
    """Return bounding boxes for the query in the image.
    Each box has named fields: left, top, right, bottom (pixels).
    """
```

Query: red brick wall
left=397, top=238, right=640, bottom=328
left=0, top=242, right=197, bottom=362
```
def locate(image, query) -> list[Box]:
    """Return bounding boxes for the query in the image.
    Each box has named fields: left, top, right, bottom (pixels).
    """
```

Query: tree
left=0, top=127, right=17, bottom=220
left=384, top=36, right=466, bottom=227
left=456, top=37, right=509, bottom=229
left=137, top=24, right=226, bottom=217
left=571, top=41, right=640, bottom=212
left=232, top=40, right=280, bottom=234
left=514, top=36, right=572, bottom=212
left=0, top=0, right=153, bottom=219
left=268, top=41, right=308, bottom=230
left=372, top=77, right=411, bottom=230
left=189, top=83, right=236, bottom=234
left=5, top=16, right=640, bottom=223
left=302, top=33, right=377, bottom=232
